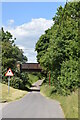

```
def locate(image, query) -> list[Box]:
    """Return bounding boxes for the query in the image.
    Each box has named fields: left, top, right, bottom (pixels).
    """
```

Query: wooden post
left=49, top=71, right=50, bottom=86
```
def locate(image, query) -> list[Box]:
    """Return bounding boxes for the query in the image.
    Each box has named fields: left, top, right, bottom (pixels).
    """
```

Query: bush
left=10, top=77, right=24, bottom=89
left=54, top=59, right=79, bottom=95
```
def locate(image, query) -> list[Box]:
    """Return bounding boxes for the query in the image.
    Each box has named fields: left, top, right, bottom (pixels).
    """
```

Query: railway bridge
left=17, top=63, right=42, bottom=72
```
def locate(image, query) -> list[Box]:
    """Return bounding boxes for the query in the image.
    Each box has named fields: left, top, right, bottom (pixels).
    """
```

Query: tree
left=35, top=1, right=80, bottom=95
left=1, top=28, right=29, bottom=90
left=1, top=28, right=27, bottom=72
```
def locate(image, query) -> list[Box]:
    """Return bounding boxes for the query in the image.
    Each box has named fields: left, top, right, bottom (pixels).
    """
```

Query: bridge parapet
left=20, top=63, right=42, bottom=72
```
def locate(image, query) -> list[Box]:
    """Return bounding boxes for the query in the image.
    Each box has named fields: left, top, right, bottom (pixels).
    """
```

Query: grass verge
left=0, top=83, right=27, bottom=102
left=28, top=73, right=39, bottom=85
left=40, top=83, right=78, bottom=118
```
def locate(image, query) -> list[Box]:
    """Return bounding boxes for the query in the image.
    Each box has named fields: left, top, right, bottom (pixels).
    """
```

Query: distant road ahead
left=2, top=80, right=64, bottom=118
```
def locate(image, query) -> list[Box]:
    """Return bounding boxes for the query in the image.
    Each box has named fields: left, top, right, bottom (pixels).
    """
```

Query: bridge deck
left=21, top=63, right=42, bottom=72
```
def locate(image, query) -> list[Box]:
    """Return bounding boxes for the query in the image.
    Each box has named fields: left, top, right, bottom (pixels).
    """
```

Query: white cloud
left=8, top=19, right=14, bottom=26
left=4, top=18, right=54, bottom=63
left=17, top=45, right=25, bottom=50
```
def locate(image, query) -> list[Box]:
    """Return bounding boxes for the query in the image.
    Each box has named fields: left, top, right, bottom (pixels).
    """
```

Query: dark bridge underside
left=21, top=63, right=42, bottom=72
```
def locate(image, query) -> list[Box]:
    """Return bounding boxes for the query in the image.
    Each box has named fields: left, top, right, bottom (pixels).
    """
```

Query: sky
left=2, top=2, right=65, bottom=63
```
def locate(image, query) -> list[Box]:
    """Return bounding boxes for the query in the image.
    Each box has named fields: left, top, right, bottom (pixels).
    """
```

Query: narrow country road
left=2, top=80, right=65, bottom=118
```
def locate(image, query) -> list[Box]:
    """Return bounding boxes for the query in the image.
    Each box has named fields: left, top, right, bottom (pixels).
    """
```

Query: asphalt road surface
left=2, top=80, right=65, bottom=118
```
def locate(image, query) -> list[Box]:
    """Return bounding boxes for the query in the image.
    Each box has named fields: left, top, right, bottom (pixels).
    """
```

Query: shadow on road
left=27, top=88, right=40, bottom=92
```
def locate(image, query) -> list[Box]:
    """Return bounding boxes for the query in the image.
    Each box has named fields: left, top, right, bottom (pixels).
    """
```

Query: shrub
left=10, top=77, right=24, bottom=89
left=54, top=59, right=79, bottom=95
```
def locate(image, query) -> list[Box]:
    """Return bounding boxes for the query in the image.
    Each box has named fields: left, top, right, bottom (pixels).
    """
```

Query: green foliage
left=10, top=77, right=23, bottom=89
left=1, top=28, right=27, bottom=71
left=57, top=59, right=79, bottom=95
left=1, top=27, right=29, bottom=90
left=35, top=2, right=80, bottom=95
left=35, top=29, right=53, bottom=62
left=28, top=73, right=39, bottom=84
